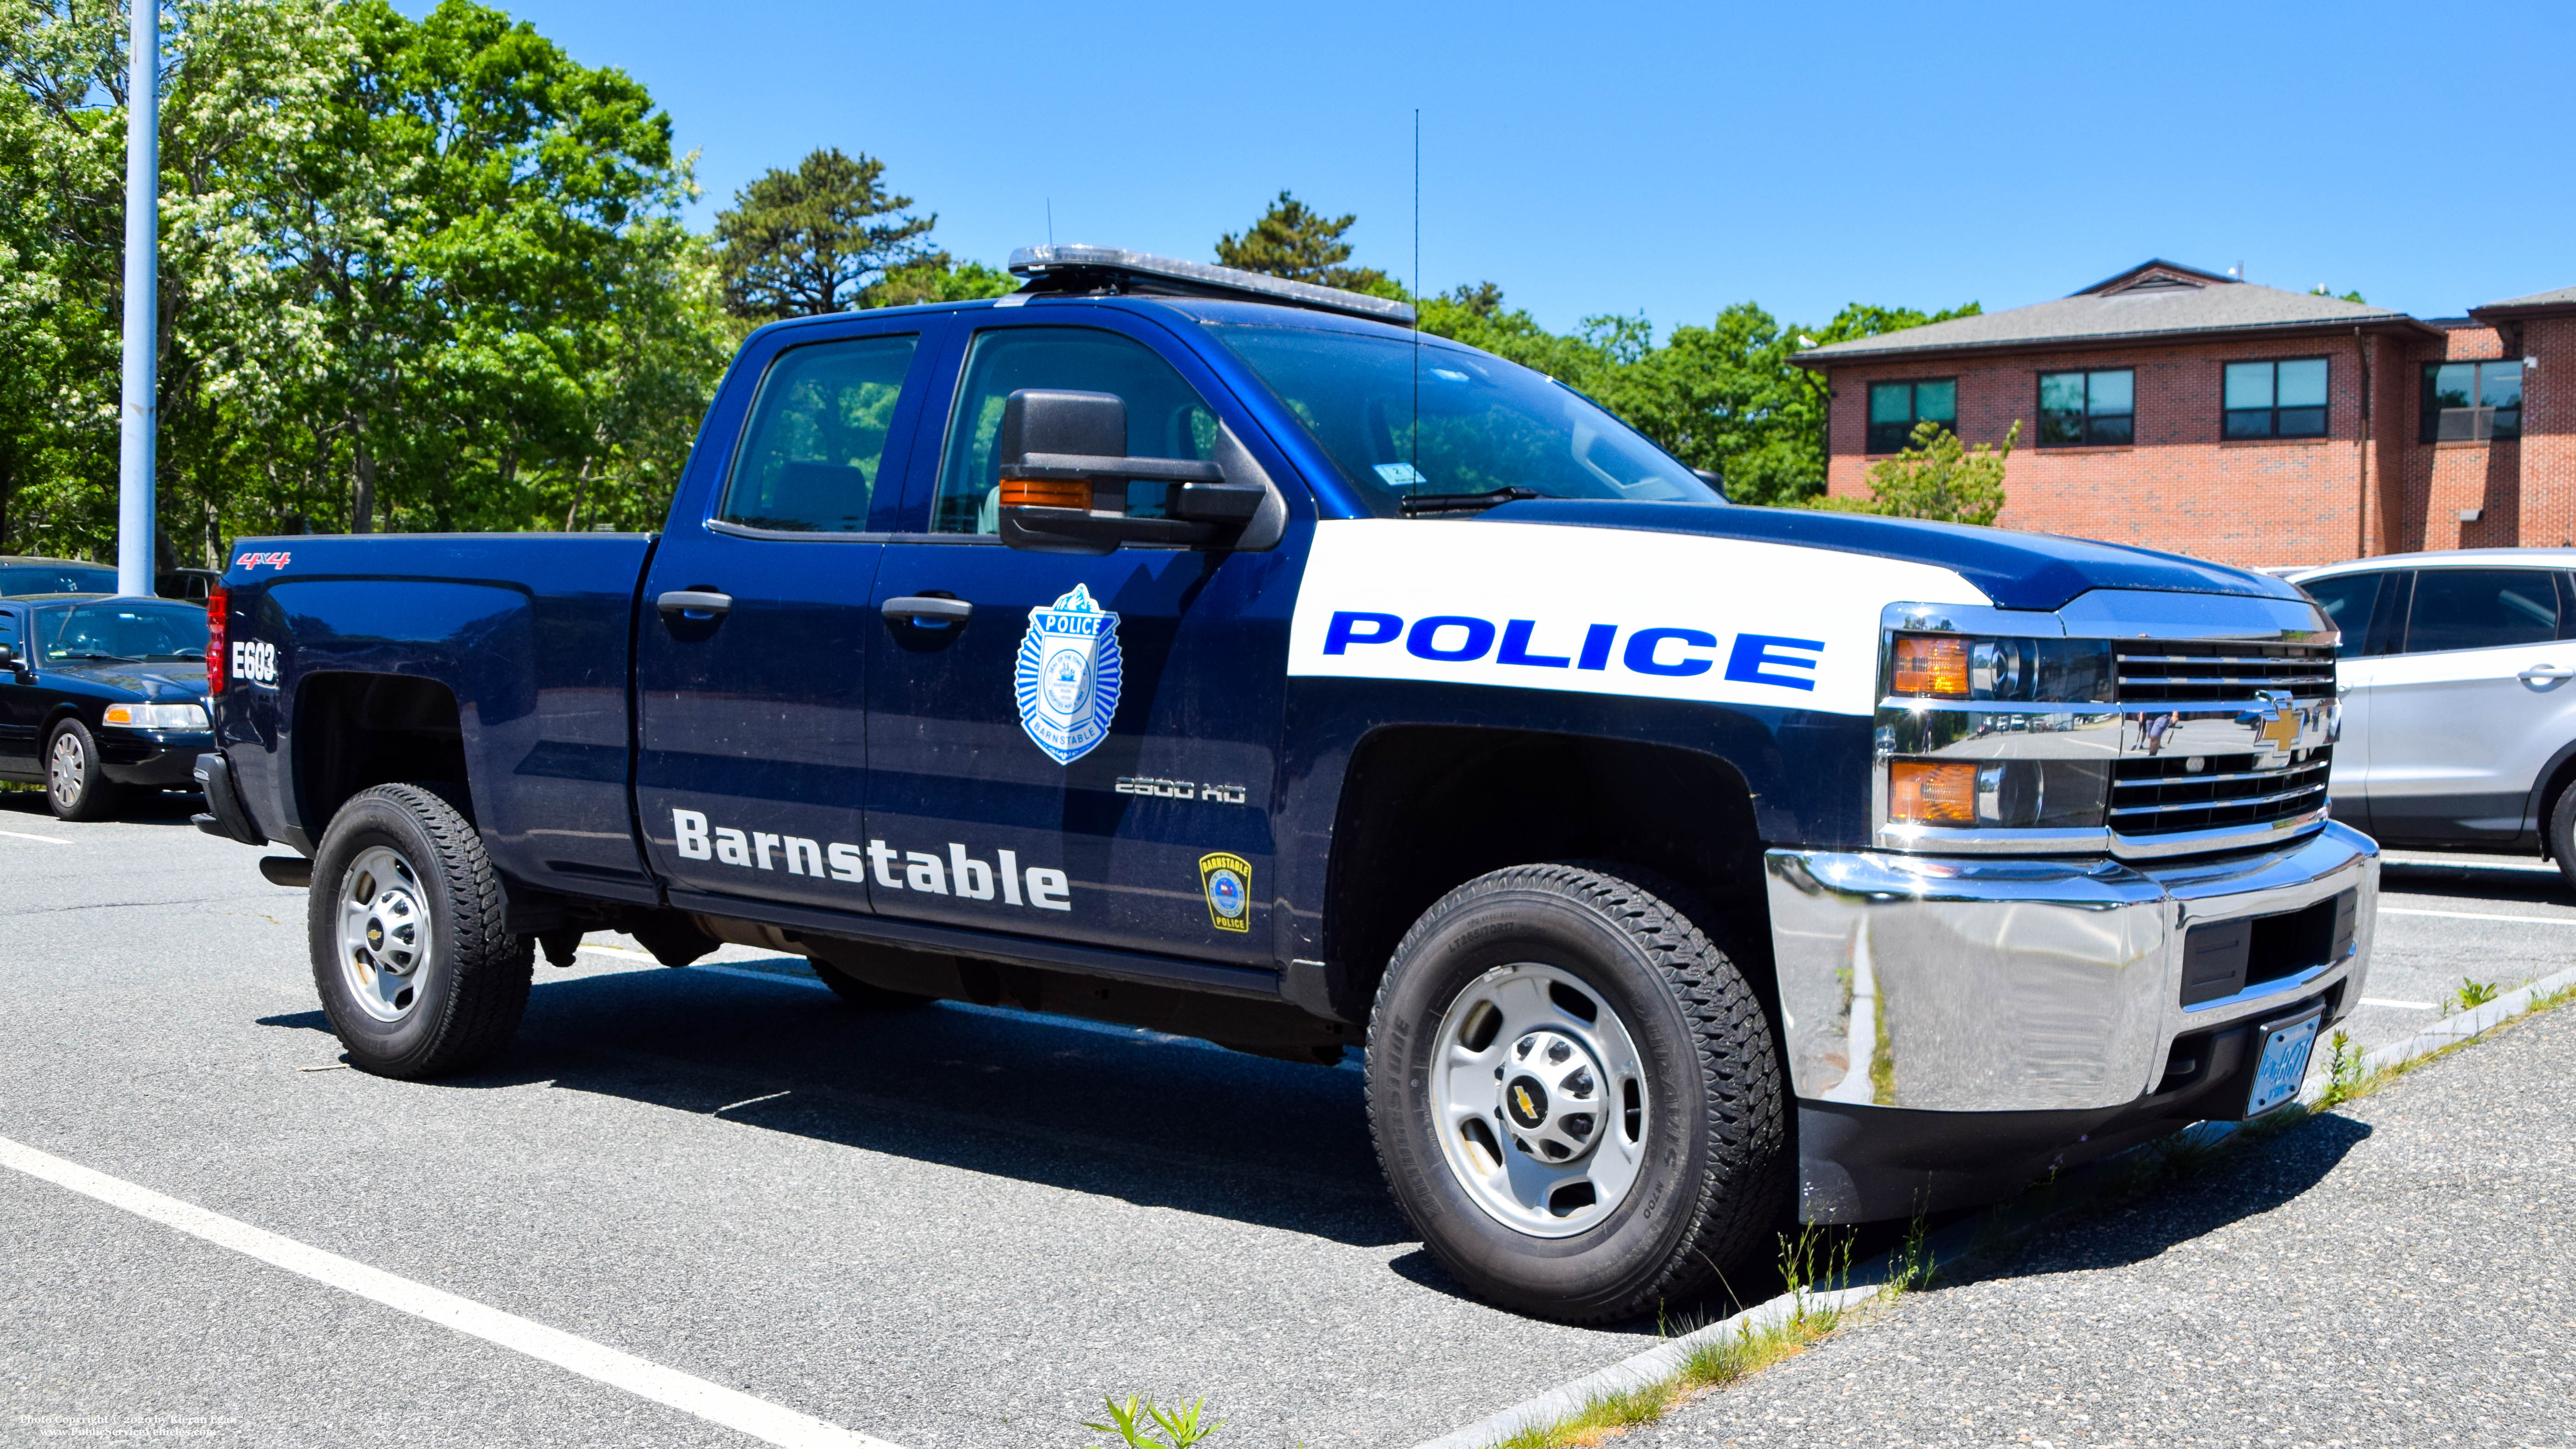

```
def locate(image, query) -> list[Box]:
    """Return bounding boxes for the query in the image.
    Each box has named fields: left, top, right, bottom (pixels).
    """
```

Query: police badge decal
left=1016, top=583, right=1123, bottom=764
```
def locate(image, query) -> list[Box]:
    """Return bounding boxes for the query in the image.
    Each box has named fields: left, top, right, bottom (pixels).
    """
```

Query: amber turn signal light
left=1888, top=760, right=1978, bottom=824
left=999, top=477, right=1090, bottom=510
left=1890, top=635, right=1970, bottom=697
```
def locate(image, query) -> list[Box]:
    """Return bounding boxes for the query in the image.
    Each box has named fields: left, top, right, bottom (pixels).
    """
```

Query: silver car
left=2292, top=549, right=2576, bottom=883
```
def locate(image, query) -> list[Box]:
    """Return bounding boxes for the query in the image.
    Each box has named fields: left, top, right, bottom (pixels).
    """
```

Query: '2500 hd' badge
left=1199, top=852, right=1251, bottom=932
left=1016, top=584, right=1123, bottom=765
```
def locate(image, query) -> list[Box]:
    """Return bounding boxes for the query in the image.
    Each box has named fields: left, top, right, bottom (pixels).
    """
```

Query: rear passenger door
left=0, top=604, right=33, bottom=771
left=2361, top=565, right=2576, bottom=845
left=635, top=319, right=946, bottom=912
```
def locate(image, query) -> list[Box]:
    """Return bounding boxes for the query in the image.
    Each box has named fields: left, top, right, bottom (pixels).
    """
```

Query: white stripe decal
left=0, top=1135, right=902, bottom=1449
left=1285, top=519, right=1990, bottom=718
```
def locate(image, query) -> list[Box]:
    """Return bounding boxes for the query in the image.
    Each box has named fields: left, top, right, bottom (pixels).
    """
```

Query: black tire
left=309, top=783, right=532, bottom=1078
left=45, top=719, right=123, bottom=821
left=807, top=946, right=935, bottom=1010
left=1365, top=863, right=1789, bottom=1323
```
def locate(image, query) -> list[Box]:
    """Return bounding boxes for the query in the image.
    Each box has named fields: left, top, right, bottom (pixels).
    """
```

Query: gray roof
left=2476, top=283, right=2576, bottom=313
left=1793, top=260, right=2429, bottom=367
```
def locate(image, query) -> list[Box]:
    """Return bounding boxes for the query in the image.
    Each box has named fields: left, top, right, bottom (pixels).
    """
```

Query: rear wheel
left=46, top=720, right=122, bottom=821
left=1366, top=864, right=1789, bottom=1323
left=309, top=784, right=531, bottom=1078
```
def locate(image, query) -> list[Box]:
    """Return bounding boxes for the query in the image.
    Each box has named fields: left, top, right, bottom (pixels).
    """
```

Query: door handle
left=655, top=589, right=733, bottom=620
left=883, top=596, right=974, bottom=625
left=2518, top=665, right=2576, bottom=682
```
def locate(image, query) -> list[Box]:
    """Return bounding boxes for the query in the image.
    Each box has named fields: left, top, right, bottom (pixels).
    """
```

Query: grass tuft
left=2451, top=977, right=2502, bottom=1013
left=1081, top=1395, right=1223, bottom=1449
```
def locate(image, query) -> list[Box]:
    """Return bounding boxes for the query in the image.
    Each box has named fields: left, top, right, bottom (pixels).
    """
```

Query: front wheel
left=1365, top=864, right=1789, bottom=1323
left=46, top=720, right=123, bottom=821
left=2552, top=785, right=2576, bottom=895
left=309, top=784, right=532, bottom=1078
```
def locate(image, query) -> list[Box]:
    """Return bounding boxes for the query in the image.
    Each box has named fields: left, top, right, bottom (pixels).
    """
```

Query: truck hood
left=1485, top=500, right=2305, bottom=614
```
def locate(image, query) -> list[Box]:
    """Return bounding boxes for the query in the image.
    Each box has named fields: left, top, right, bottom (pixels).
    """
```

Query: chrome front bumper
left=1765, top=821, right=2378, bottom=1114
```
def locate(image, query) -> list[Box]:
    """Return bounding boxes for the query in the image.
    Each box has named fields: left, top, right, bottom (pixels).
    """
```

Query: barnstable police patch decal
left=1016, top=583, right=1123, bottom=765
left=1199, top=852, right=1251, bottom=932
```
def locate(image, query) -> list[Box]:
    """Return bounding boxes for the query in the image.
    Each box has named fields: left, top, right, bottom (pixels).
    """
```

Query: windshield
left=1, top=564, right=117, bottom=596
left=38, top=602, right=209, bottom=664
left=1210, top=324, right=1717, bottom=514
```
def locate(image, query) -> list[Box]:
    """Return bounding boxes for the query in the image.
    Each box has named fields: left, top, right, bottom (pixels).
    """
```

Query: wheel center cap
left=1498, top=1029, right=1607, bottom=1164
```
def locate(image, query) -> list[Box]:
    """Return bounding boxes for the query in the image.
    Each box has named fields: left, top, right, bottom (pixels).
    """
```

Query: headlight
left=1886, top=759, right=2112, bottom=828
left=102, top=702, right=210, bottom=730
left=1888, top=634, right=2113, bottom=702
left=1880, top=632, right=2118, bottom=846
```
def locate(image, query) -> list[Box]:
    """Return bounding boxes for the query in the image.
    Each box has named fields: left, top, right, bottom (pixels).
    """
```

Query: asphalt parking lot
left=5, top=792, right=2572, bottom=1448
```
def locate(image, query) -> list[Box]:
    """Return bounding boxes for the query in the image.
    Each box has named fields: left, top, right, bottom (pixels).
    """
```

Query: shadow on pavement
left=260, top=961, right=1417, bottom=1252
left=1946, top=1111, right=2375, bottom=1285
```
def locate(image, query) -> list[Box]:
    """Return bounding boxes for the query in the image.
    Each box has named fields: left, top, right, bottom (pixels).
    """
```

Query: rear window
left=2403, top=568, right=2559, bottom=654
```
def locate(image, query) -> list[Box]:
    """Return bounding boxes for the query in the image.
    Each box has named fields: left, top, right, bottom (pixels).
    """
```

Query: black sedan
left=0, top=595, right=213, bottom=820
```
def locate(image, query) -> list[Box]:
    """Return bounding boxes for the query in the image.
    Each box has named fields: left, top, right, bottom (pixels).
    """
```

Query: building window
left=2038, top=370, right=2134, bottom=447
left=2421, top=360, right=2524, bottom=442
left=2224, top=358, right=2328, bottom=439
left=1866, top=379, right=1956, bottom=454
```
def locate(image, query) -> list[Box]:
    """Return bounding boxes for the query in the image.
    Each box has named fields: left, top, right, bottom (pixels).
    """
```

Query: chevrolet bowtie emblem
left=1513, top=1085, right=1537, bottom=1118
left=2255, top=691, right=2300, bottom=750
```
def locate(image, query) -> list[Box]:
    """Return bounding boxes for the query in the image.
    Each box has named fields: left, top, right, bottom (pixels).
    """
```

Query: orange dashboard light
left=1892, top=636, right=1970, bottom=697
left=999, top=477, right=1090, bottom=510
left=1889, top=760, right=1978, bottom=824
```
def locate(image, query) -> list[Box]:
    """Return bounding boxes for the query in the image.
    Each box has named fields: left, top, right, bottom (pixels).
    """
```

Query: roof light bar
left=1007, top=244, right=1415, bottom=326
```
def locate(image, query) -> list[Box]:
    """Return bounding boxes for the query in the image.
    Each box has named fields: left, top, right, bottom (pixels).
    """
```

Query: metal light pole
left=115, top=0, right=159, bottom=598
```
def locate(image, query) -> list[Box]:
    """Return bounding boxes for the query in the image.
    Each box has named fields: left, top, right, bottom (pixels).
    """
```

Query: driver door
left=863, top=315, right=1305, bottom=962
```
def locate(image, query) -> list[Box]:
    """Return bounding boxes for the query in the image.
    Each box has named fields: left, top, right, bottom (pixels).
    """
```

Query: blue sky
left=427, top=0, right=2576, bottom=336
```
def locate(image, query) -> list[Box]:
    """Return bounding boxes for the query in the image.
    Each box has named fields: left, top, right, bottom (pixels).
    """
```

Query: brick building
left=1793, top=260, right=2576, bottom=569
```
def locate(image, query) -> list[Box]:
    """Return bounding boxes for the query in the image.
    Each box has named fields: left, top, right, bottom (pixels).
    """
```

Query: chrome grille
left=2111, top=748, right=2332, bottom=836
left=2113, top=642, right=2336, bottom=705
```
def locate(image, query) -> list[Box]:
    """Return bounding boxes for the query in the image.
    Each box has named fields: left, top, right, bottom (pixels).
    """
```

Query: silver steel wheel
left=47, top=730, right=86, bottom=810
left=1430, top=962, right=1651, bottom=1238
left=336, top=845, right=435, bottom=1023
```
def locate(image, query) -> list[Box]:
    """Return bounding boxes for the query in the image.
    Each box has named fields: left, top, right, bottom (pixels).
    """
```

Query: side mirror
left=995, top=389, right=1276, bottom=556
left=0, top=643, right=17, bottom=673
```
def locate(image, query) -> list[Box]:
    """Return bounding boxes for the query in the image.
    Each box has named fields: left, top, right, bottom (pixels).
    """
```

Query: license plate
left=2247, top=1012, right=2322, bottom=1116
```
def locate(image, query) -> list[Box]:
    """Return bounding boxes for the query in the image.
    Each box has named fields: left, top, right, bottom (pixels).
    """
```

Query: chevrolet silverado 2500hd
left=194, top=246, right=2375, bottom=1323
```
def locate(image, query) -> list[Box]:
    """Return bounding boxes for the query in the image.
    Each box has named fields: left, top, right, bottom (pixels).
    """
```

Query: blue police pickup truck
left=194, top=247, right=2377, bottom=1322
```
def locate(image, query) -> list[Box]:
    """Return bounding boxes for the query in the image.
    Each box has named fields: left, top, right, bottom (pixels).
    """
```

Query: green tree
left=1809, top=417, right=2017, bottom=525
left=863, top=253, right=1016, bottom=308
left=713, top=147, right=936, bottom=319
left=0, top=0, right=733, bottom=556
left=1215, top=191, right=1389, bottom=293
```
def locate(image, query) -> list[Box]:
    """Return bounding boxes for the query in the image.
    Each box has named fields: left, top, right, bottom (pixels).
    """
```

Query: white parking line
left=2359, top=997, right=2437, bottom=1010
left=2379, top=907, right=2576, bottom=926
left=0, top=1135, right=901, bottom=1449
left=0, top=827, right=72, bottom=844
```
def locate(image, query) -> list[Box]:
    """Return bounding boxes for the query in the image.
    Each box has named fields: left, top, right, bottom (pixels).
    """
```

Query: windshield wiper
left=53, top=651, right=135, bottom=662
left=1398, top=486, right=1542, bottom=516
left=147, top=651, right=206, bottom=661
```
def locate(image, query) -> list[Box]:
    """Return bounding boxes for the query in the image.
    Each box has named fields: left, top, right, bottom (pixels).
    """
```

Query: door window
left=931, top=326, right=1221, bottom=535
left=2403, top=569, right=2560, bottom=654
left=2299, top=572, right=2386, bottom=658
left=719, top=335, right=920, bottom=532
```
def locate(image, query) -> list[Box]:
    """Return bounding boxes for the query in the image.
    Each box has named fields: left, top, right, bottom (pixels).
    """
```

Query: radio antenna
left=1411, top=107, right=1421, bottom=485
left=1047, top=198, right=1054, bottom=247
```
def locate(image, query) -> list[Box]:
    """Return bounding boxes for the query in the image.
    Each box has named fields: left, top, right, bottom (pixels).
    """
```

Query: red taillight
left=206, top=585, right=227, bottom=694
